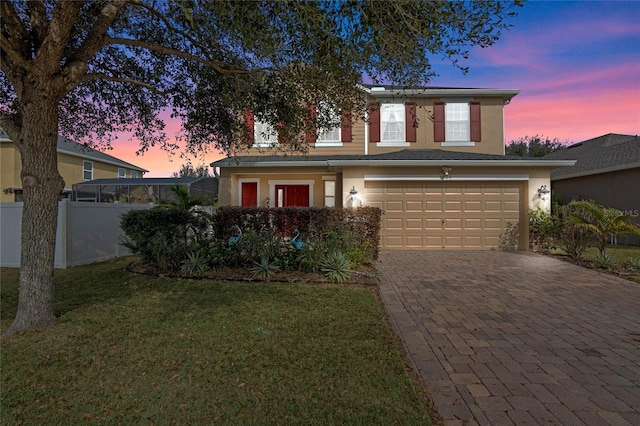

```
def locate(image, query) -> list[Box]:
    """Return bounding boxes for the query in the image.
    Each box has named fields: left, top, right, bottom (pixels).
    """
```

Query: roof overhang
left=552, top=162, right=640, bottom=181
left=215, top=158, right=576, bottom=168
left=359, top=85, right=521, bottom=104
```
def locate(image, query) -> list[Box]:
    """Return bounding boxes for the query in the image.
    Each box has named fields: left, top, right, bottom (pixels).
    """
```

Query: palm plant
left=568, top=200, right=640, bottom=254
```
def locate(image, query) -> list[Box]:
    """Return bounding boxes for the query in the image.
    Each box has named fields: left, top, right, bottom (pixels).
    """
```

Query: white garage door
left=366, top=181, right=520, bottom=250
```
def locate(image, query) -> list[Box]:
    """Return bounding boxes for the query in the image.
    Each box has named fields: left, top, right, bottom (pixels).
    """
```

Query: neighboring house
left=212, top=85, right=575, bottom=250
left=0, top=127, right=148, bottom=202
left=543, top=133, right=640, bottom=245
left=72, top=177, right=218, bottom=204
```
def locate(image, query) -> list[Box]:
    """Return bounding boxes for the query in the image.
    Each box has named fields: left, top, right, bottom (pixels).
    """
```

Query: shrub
left=529, top=208, right=556, bottom=252
left=249, top=256, right=281, bottom=281
left=320, top=251, right=352, bottom=283
left=593, top=251, right=617, bottom=270
left=553, top=204, right=593, bottom=260
left=181, top=250, right=209, bottom=277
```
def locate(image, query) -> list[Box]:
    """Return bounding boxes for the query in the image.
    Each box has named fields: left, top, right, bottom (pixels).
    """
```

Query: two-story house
left=1, top=127, right=148, bottom=202
left=212, top=85, right=575, bottom=250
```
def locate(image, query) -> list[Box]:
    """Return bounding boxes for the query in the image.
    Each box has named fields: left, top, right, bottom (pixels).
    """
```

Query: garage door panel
left=366, top=181, right=520, bottom=250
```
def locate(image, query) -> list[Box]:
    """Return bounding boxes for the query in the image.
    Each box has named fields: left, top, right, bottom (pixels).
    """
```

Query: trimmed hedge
left=215, top=206, right=382, bottom=260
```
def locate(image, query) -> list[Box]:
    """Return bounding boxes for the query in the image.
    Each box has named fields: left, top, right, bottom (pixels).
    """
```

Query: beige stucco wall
left=0, top=143, right=21, bottom=202
left=234, top=95, right=508, bottom=158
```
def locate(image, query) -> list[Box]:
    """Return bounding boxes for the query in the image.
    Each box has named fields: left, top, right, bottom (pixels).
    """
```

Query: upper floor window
left=130, top=171, right=138, bottom=178
left=254, top=120, right=278, bottom=147
left=83, top=161, right=93, bottom=181
left=434, top=100, right=481, bottom=145
left=316, top=104, right=341, bottom=144
left=381, top=104, right=405, bottom=143
left=368, top=102, right=416, bottom=146
left=118, top=167, right=126, bottom=178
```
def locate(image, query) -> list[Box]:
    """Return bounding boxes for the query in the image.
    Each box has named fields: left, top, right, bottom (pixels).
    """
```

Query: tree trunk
left=3, top=98, right=64, bottom=336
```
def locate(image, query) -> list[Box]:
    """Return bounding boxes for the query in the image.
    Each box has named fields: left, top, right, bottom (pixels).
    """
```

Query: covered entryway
left=367, top=181, right=520, bottom=249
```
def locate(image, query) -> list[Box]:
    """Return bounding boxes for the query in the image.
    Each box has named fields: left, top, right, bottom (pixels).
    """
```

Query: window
left=381, top=104, right=405, bottom=143
left=324, top=180, right=336, bottom=207
left=130, top=171, right=138, bottom=178
left=118, top=168, right=126, bottom=178
left=83, top=161, right=93, bottom=181
left=434, top=101, right=481, bottom=145
left=445, top=103, right=470, bottom=141
left=369, top=102, right=415, bottom=145
left=316, top=103, right=341, bottom=145
left=254, top=120, right=278, bottom=147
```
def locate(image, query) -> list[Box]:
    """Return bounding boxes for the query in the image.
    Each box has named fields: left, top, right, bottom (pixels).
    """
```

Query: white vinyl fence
left=0, top=201, right=153, bottom=268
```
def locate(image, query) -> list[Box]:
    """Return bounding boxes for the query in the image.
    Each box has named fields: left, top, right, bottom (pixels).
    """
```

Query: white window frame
left=118, top=167, right=126, bottom=178
left=323, top=179, right=336, bottom=207
left=441, top=98, right=475, bottom=147
left=315, top=103, right=342, bottom=147
left=254, top=120, right=278, bottom=148
left=130, top=171, right=138, bottom=178
left=378, top=103, right=409, bottom=147
left=83, top=161, right=93, bottom=181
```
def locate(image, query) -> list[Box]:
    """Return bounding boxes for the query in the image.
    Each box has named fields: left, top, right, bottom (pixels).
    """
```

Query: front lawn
left=1, top=258, right=431, bottom=425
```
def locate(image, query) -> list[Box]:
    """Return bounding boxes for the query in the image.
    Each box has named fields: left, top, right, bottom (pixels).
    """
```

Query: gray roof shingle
left=543, top=133, right=640, bottom=179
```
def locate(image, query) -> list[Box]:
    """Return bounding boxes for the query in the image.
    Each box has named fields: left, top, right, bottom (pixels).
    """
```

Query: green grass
left=1, top=258, right=430, bottom=425
left=582, top=245, right=640, bottom=262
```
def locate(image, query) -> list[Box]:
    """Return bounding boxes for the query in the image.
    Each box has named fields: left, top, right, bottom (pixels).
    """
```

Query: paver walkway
left=376, top=251, right=640, bottom=426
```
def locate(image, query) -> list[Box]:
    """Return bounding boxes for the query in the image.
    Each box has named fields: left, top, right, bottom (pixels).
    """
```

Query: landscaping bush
left=122, top=206, right=382, bottom=279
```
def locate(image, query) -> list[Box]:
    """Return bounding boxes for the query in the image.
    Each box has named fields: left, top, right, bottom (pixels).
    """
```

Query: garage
left=366, top=181, right=521, bottom=250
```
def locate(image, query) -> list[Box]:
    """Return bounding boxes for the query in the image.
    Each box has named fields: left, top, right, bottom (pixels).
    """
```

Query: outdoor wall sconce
left=349, top=186, right=363, bottom=207
left=538, top=185, right=550, bottom=201
left=441, top=167, right=452, bottom=180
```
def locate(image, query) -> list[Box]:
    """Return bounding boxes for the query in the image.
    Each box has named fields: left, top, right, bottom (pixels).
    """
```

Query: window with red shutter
left=341, top=110, right=352, bottom=142
left=368, top=102, right=380, bottom=143
left=470, top=101, right=481, bottom=142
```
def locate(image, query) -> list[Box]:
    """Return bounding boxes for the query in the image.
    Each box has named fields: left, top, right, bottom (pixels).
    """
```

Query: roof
left=543, top=133, right=640, bottom=180
left=0, top=126, right=147, bottom=173
left=359, top=84, right=520, bottom=104
left=74, top=177, right=208, bottom=186
left=212, top=149, right=575, bottom=168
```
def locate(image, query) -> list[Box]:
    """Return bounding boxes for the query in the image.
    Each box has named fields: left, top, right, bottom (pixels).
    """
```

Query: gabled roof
left=0, top=127, right=147, bottom=173
left=212, top=149, right=575, bottom=168
left=543, top=133, right=640, bottom=180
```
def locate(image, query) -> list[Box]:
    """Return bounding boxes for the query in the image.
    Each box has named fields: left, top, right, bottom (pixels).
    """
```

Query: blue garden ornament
left=291, top=228, right=307, bottom=250
left=228, top=225, right=242, bottom=246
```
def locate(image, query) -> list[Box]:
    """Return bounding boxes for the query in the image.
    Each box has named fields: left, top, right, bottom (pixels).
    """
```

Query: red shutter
left=369, top=102, right=380, bottom=143
left=405, top=102, right=417, bottom=143
left=245, top=110, right=255, bottom=146
left=470, top=101, right=481, bottom=142
left=277, top=122, right=287, bottom=145
left=341, top=110, right=352, bottom=142
left=433, top=102, right=445, bottom=142
left=306, top=105, right=317, bottom=144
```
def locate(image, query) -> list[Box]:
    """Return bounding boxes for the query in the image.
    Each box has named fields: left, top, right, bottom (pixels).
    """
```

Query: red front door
left=241, top=182, right=258, bottom=207
left=275, top=185, right=309, bottom=207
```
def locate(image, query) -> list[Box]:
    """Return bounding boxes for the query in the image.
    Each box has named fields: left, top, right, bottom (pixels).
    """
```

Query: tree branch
left=0, top=1, right=31, bottom=61
left=27, top=0, right=49, bottom=49
left=35, top=1, right=83, bottom=69
left=106, top=37, right=269, bottom=76
left=67, top=0, right=128, bottom=65
left=0, top=112, right=21, bottom=140
left=80, top=73, right=169, bottom=94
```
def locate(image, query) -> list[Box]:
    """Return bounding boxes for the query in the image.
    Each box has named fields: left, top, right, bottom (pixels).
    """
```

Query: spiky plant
left=249, top=256, right=281, bottom=281
left=568, top=200, right=640, bottom=254
left=320, top=251, right=352, bottom=283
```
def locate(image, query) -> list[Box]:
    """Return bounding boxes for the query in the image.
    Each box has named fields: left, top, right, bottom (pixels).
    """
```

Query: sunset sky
left=109, top=0, right=640, bottom=177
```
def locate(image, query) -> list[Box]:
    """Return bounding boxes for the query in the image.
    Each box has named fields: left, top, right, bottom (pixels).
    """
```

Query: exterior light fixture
left=441, top=167, right=452, bottom=180
left=538, top=185, right=550, bottom=201
left=349, top=186, right=362, bottom=207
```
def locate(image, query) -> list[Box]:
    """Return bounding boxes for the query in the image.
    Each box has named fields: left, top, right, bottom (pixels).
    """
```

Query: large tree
left=1, top=0, right=522, bottom=335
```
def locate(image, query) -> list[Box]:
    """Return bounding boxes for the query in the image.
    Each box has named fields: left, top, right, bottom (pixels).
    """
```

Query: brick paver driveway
left=376, top=251, right=640, bottom=426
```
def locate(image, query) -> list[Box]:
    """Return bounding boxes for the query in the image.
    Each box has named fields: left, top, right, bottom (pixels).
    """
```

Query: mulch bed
left=126, top=260, right=380, bottom=286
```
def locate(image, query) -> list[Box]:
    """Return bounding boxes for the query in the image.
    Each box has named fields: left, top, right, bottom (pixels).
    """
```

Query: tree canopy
left=505, top=135, right=565, bottom=157
left=0, top=0, right=522, bottom=335
left=171, top=161, right=211, bottom=178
